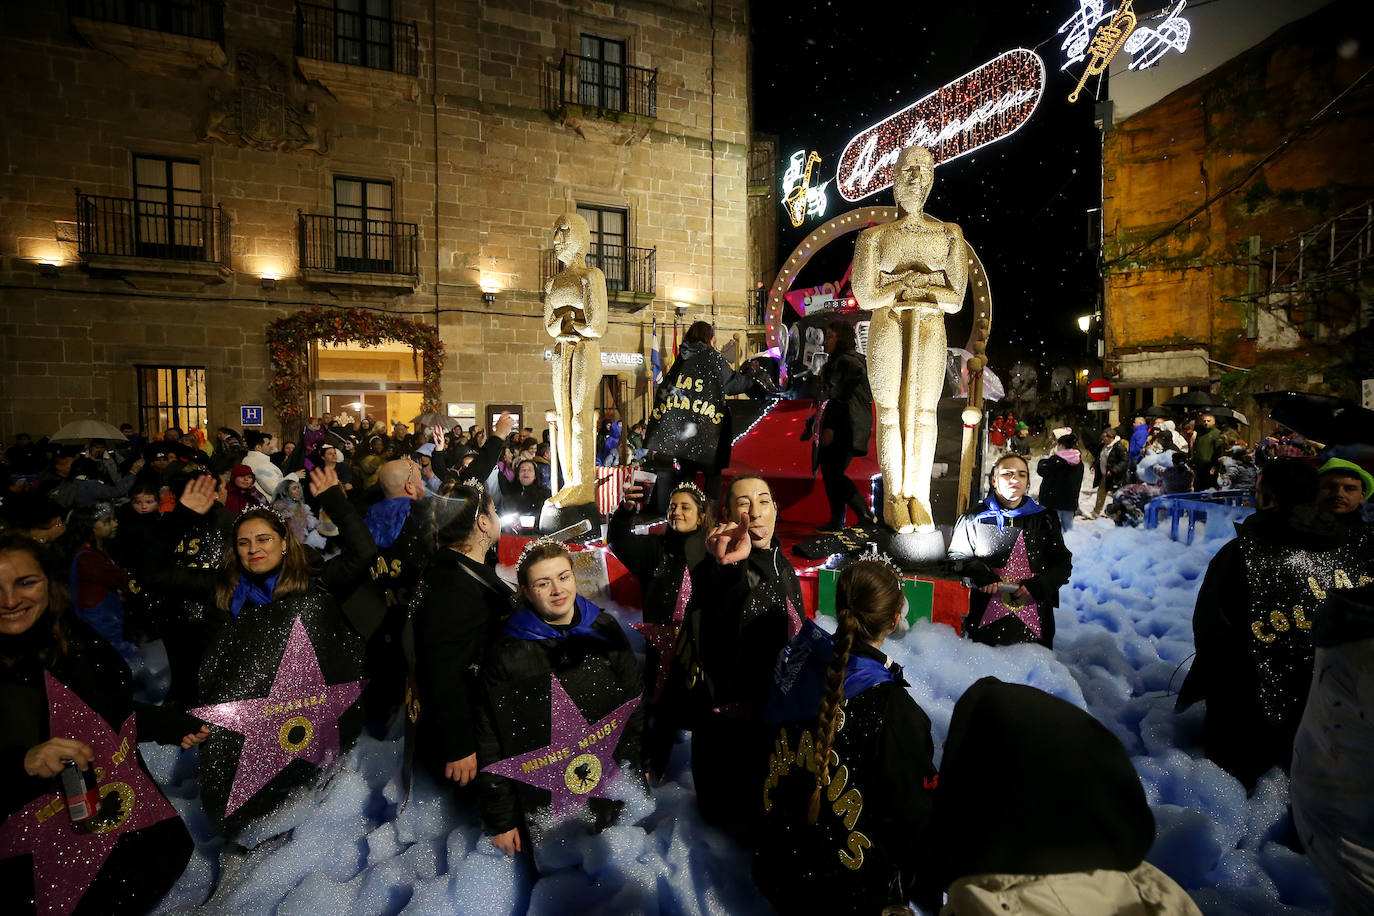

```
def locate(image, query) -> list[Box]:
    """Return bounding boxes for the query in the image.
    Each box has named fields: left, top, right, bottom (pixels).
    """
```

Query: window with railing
left=76, top=156, right=228, bottom=265
left=71, top=0, right=225, bottom=43
left=297, top=178, right=418, bottom=276
left=540, top=245, right=656, bottom=302
left=544, top=48, right=656, bottom=119
left=137, top=365, right=207, bottom=436
left=295, top=0, right=418, bottom=76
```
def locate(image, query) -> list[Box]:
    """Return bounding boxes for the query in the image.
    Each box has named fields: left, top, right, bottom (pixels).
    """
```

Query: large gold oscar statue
left=852, top=146, right=968, bottom=533
left=544, top=212, right=607, bottom=508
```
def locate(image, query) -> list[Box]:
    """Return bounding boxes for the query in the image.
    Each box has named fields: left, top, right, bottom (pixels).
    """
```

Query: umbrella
left=1208, top=406, right=1249, bottom=426
left=49, top=419, right=129, bottom=443
left=1162, top=390, right=1228, bottom=409
left=1252, top=391, right=1374, bottom=445
left=410, top=412, right=460, bottom=431
left=1141, top=404, right=1174, bottom=419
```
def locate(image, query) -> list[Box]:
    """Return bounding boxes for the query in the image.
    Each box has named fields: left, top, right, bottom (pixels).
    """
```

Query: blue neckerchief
left=972, top=495, right=1046, bottom=531
left=503, top=594, right=609, bottom=644
left=365, top=496, right=413, bottom=548
left=765, top=619, right=897, bottom=724
left=229, top=572, right=280, bottom=618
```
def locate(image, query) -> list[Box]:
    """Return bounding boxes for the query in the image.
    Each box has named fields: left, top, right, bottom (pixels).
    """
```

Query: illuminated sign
left=1067, top=0, right=1137, bottom=102
left=836, top=49, right=1046, bottom=202
left=781, top=150, right=830, bottom=227
left=1124, top=0, right=1191, bottom=70
left=1060, top=0, right=1192, bottom=102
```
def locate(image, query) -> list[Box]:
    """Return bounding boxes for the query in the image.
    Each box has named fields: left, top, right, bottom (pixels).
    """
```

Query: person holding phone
left=608, top=479, right=709, bottom=778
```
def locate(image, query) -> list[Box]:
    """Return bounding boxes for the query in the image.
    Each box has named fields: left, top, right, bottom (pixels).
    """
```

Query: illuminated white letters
left=836, top=50, right=1045, bottom=202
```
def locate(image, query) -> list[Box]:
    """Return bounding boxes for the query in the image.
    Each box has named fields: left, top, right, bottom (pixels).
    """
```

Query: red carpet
left=723, top=398, right=880, bottom=525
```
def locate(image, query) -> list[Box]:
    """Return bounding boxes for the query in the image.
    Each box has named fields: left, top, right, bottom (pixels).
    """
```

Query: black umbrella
left=1141, top=404, right=1174, bottom=419
left=1252, top=391, right=1374, bottom=445
left=1208, top=406, right=1249, bottom=426
left=1162, top=390, right=1228, bottom=409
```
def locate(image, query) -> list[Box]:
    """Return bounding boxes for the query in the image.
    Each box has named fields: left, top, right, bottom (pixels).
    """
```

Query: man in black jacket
left=813, top=320, right=875, bottom=532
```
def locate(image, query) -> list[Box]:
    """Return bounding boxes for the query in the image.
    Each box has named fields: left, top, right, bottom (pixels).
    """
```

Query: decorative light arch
left=763, top=207, right=993, bottom=358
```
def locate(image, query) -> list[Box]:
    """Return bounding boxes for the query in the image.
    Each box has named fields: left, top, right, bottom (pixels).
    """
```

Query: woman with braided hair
left=754, top=559, right=938, bottom=915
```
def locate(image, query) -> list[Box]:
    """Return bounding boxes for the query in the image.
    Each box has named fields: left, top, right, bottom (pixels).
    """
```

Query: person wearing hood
left=920, top=677, right=1200, bottom=913
left=474, top=540, right=643, bottom=857
left=1158, top=419, right=1188, bottom=452
left=608, top=479, right=710, bottom=779
left=644, top=321, right=763, bottom=507
left=223, top=463, right=268, bottom=514
left=947, top=454, right=1072, bottom=649
left=685, top=474, right=805, bottom=828
left=754, top=559, right=938, bottom=915
left=1036, top=433, right=1085, bottom=531
left=1290, top=583, right=1374, bottom=912
left=271, top=476, right=319, bottom=546
left=1177, top=458, right=1374, bottom=791
left=1127, top=416, right=1151, bottom=474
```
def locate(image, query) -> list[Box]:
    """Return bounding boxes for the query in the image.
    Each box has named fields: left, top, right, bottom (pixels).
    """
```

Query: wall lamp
left=482, top=290, right=497, bottom=305
left=261, top=275, right=278, bottom=290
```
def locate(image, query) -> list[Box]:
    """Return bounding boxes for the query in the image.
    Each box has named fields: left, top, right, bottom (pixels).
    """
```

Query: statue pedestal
left=885, top=529, right=947, bottom=568
left=538, top=500, right=600, bottom=539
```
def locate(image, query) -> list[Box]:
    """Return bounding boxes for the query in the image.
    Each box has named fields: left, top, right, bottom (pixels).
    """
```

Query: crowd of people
left=2, top=360, right=1372, bottom=912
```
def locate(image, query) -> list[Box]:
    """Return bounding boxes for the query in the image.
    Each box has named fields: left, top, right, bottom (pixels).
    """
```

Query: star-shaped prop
left=0, top=673, right=180, bottom=916
left=632, top=565, right=692, bottom=699
left=482, top=676, right=641, bottom=818
left=979, top=530, right=1042, bottom=638
left=189, top=616, right=366, bottom=815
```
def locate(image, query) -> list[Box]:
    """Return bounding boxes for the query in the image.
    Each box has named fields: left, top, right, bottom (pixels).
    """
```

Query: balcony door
left=335, top=0, right=393, bottom=71
left=334, top=176, right=394, bottom=272
left=579, top=34, right=625, bottom=112
left=576, top=204, right=627, bottom=292
left=133, top=155, right=203, bottom=260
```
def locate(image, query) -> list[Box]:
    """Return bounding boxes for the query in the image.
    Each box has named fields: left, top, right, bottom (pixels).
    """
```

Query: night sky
left=750, top=0, right=1106, bottom=376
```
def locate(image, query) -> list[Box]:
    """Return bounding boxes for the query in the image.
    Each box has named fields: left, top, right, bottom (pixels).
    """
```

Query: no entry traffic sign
left=1088, top=378, right=1114, bottom=402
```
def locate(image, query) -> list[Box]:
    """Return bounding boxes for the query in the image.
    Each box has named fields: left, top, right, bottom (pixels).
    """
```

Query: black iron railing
left=77, top=192, right=229, bottom=265
left=540, top=245, right=656, bottom=298
left=71, top=0, right=224, bottom=43
left=748, top=287, right=768, bottom=326
left=543, top=51, right=656, bottom=118
left=295, top=1, right=418, bottom=76
left=298, top=211, right=419, bottom=276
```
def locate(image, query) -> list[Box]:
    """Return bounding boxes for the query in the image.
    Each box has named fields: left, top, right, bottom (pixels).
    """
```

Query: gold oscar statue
left=851, top=146, right=968, bottom=532
left=544, top=212, right=607, bottom=507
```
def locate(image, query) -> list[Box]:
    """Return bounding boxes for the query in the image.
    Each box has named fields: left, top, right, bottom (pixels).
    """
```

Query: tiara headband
left=516, top=536, right=568, bottom=572
left=669, top=482, right=708, bottom=506
left=858, top=545, right=903, bottom=580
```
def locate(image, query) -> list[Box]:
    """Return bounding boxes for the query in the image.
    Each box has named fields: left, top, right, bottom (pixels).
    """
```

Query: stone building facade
left=1, top=0, right=758, bottom=440
left=1099, top=1, right=1371, bottom=416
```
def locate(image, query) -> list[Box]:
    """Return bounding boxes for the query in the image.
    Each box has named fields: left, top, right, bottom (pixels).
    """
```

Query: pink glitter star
left=979, top=530, right=1042, bottom=638
left=482, top=675, right=641, bottom=818
left=0, top=674, right=181, bottom=916
left=188, top=616, right=366, bottom=816
left=631, top=564, right=691, bottom=699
